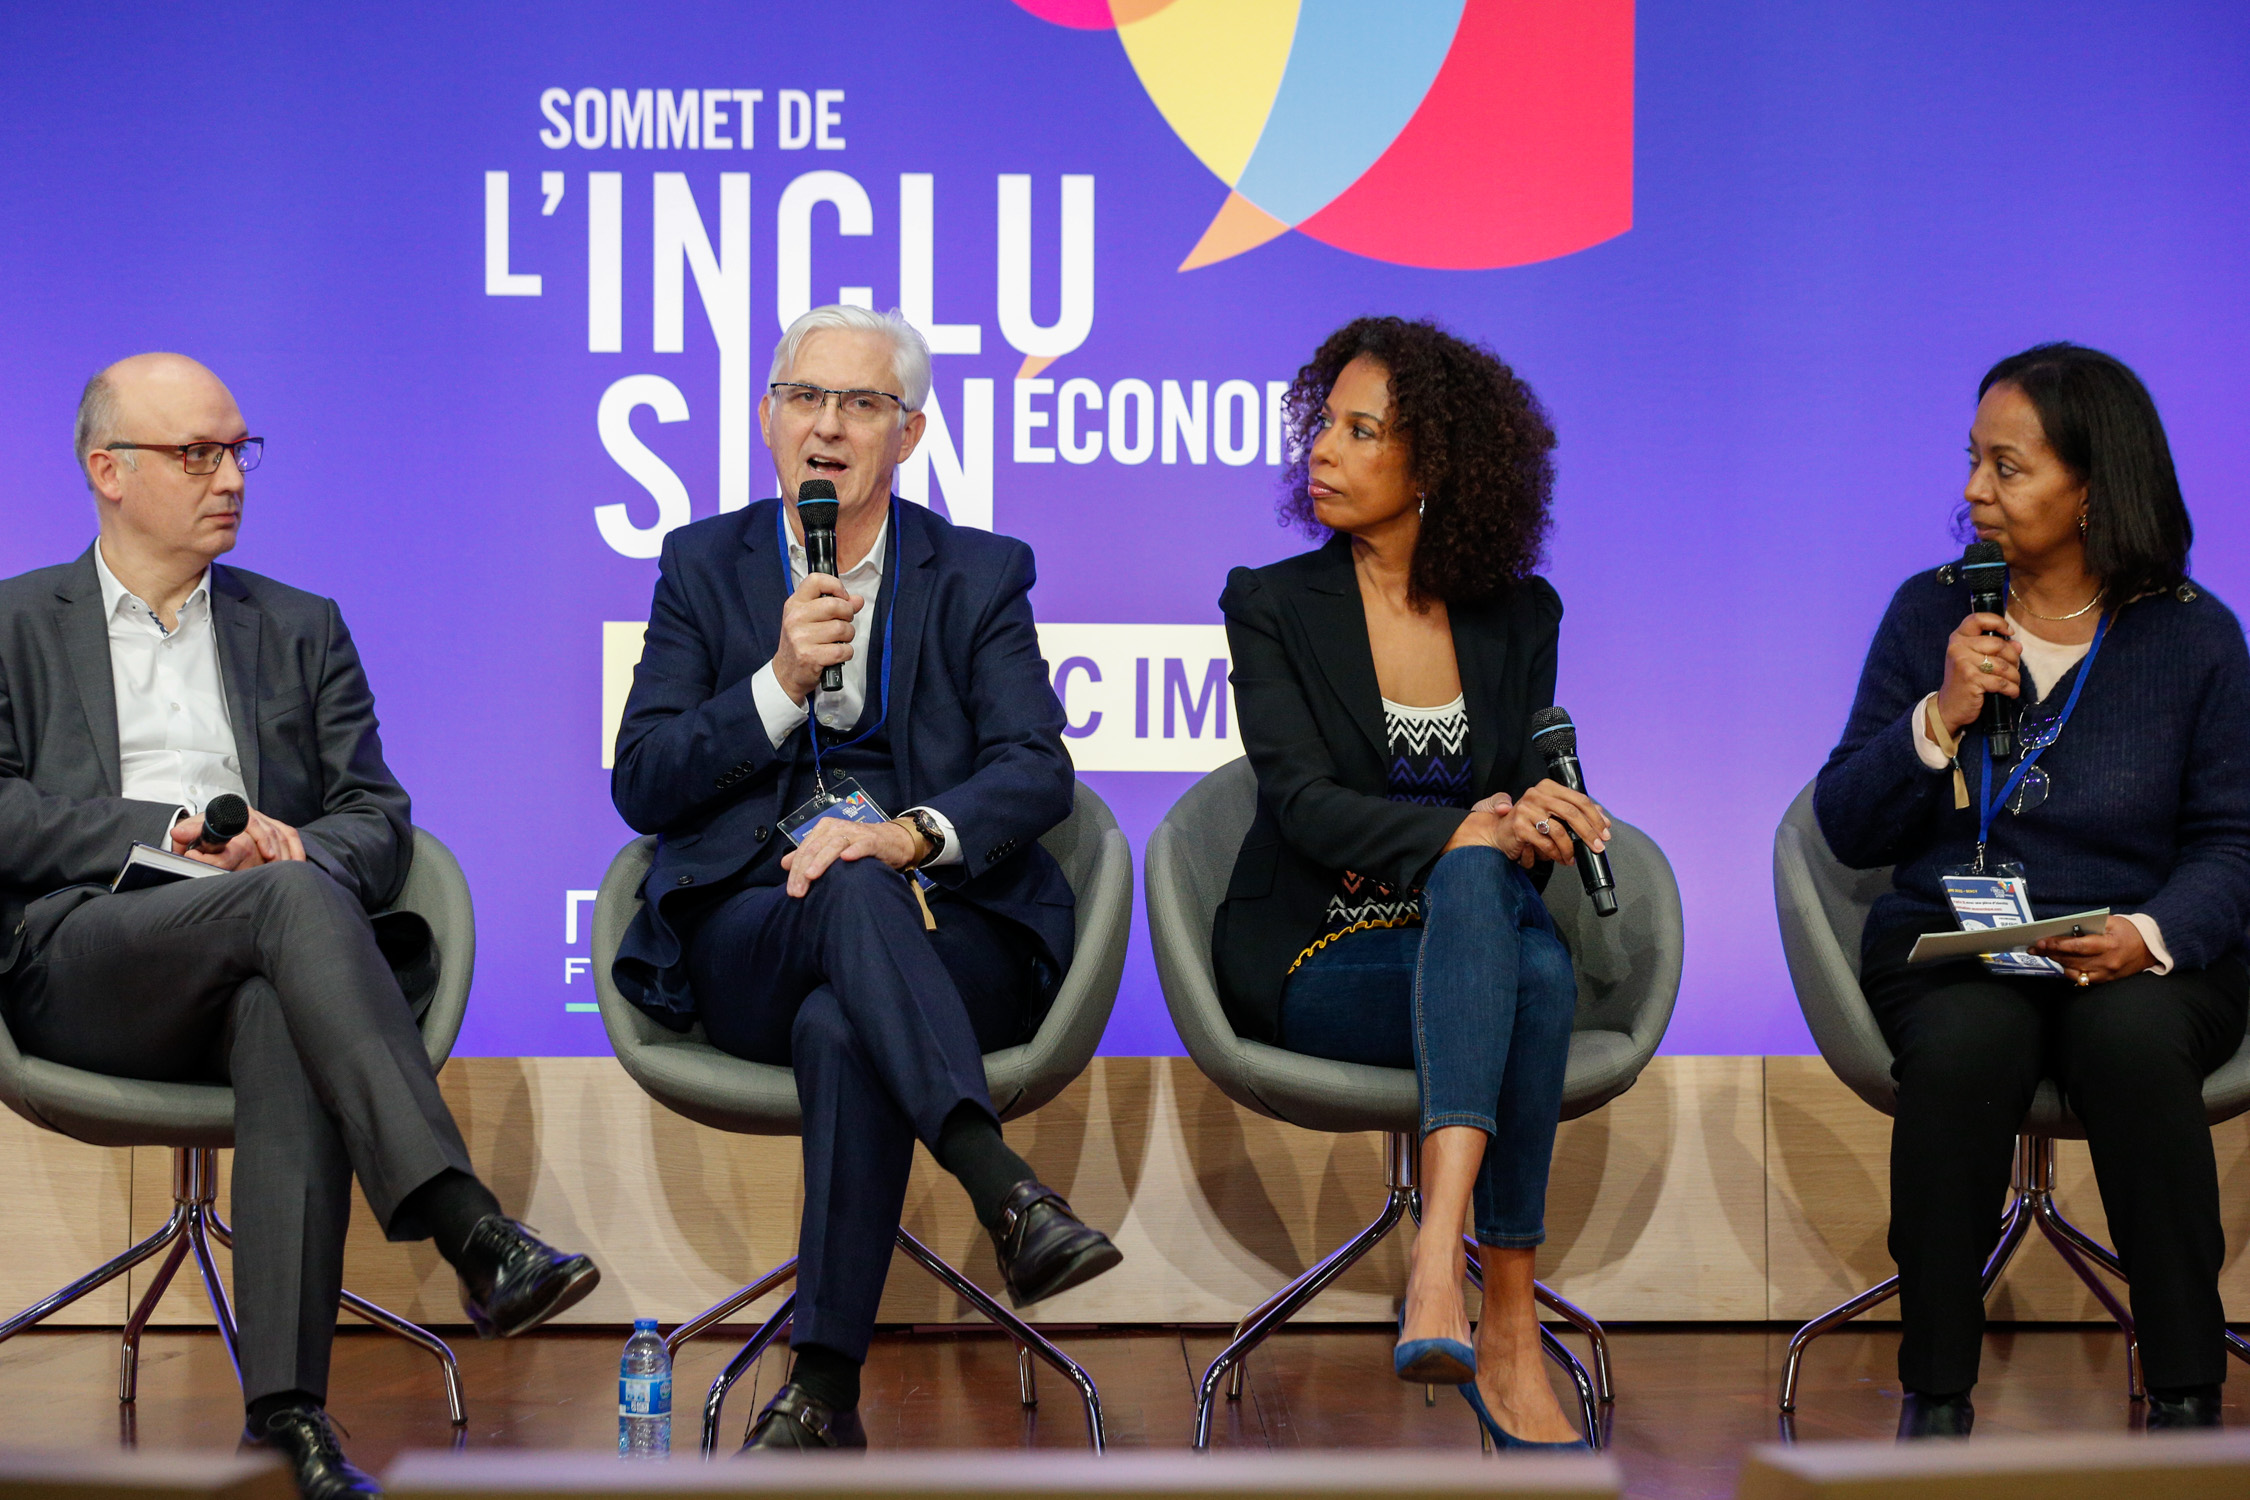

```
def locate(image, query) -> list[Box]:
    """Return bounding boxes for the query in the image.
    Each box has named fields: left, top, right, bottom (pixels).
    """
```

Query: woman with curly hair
left=1213, top=316, right=1600, bottom=1450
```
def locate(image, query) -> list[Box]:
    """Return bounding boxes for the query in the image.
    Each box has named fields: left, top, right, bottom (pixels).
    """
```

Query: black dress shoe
left=990, top=1180, right=1122, bottom=1308
left=739, top=1383, right=867, bottom=1452
left=2147, top=1390, right=2223, bottom=1429
left=454, top=1215, right=600, bottom=1339
left=1897, top=1391, right=1974, bottom=1439
left=242, top=1406, right=381, bottom=1500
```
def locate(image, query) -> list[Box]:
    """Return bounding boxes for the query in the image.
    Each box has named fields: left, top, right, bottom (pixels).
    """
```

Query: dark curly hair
left=1278, top=316, right=1555, bottom=605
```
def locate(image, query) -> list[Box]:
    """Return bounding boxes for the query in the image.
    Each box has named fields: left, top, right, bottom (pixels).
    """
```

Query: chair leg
left=118, top=1232, right=194, bottom=1403
left=1533, top=1280, right=1615, bottom=1405
left=893, top=1227, right=1105, bottom=1453
left=700, top=1292, right=796, bottom=1457
left=1194, top=1131, right=1416, bottom=1450
left=0, top=1201, right=188, bottom=1352
left=665, top=1257, right=799, bottom=1360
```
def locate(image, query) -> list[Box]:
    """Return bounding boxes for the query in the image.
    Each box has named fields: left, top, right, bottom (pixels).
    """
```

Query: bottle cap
left=633, top=1318, right=659, bottom=1331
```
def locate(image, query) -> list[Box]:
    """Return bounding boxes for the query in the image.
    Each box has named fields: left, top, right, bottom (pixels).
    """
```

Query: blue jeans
left=1279, top=847, right=1577, bottom=1248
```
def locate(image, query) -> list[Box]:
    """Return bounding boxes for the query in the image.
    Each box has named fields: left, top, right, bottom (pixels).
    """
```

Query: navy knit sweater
left=1815, top=564, right=2250, bottom=972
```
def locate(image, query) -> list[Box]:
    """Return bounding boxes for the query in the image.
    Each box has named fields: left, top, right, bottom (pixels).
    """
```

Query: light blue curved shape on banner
left=1231, top=0, right=1467, bottom=225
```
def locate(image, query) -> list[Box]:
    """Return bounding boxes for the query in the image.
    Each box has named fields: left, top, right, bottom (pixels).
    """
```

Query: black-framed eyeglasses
left=104, top=438, right=264, bottom=475
left=769, top=383, right=906, bottom=425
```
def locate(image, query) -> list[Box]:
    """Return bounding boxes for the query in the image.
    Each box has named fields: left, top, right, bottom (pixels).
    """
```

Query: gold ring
left=1979, top=658, right=1997, bottom=674
left=2075, top=971, right=2092, bottom=987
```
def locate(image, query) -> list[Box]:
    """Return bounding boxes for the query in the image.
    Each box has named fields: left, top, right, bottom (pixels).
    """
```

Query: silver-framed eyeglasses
left=2004, top=712, right=2066, bottom=814
left=769, top=382, right=906, bottom=426
left=104, top=438, right=264, bottom=475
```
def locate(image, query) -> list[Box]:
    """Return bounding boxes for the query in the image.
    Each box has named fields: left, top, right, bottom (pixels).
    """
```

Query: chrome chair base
left=1190, top=1132, right=1612, bottom=1450
left=0, top=1147, right=464, bottom=1424
left=667, top=1227, right=1105, bottom=1455
left=1778, top=1133, right=2250, bottom=1417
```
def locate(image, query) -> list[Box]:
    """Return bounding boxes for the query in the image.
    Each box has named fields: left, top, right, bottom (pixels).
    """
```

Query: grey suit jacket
left=0, top=545, right=413, bottom=978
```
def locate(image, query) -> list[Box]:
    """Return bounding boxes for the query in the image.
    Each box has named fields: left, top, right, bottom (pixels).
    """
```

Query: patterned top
left=1298, top=696, right=1473, bottom=964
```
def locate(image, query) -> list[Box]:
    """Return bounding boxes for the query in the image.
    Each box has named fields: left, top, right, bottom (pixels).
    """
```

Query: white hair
left=768, top=305, right=931, bottom=412
left=74, top=368, right=129, bottom=489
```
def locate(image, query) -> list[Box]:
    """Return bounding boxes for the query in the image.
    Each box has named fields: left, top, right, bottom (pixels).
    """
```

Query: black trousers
left=685, top=861, right=1041, bottom=1362
left=1862, top=923, right=2248, bottom=1393
left=3, top=862, right=474, bottom=1405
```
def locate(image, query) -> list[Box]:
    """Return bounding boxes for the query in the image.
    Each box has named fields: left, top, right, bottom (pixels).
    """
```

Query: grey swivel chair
left=0, top=828, right=476, bottom=1425
left=1772, top=779, right=2250, bottom=1412
left=1145, top=756, right=1684, bottom=1450
left=590, top=778, right=1132, bottom=1454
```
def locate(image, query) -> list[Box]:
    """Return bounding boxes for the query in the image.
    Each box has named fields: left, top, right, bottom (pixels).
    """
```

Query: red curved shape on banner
left=1298, top=0, right=1634, bottom=270
left=1010, top=0, right=1120, bottom=29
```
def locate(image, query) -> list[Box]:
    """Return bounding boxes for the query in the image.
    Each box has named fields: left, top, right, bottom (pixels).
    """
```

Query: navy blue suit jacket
left=610, top=497, right=1077, bottom=1018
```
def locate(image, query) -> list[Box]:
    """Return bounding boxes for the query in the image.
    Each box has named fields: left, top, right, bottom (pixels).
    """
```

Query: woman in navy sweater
left=1817, top=344, right=2250, bottom=1435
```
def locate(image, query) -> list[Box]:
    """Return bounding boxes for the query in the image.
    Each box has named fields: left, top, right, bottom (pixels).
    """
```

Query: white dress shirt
left=748, top=514, right=959, bottom=865
left=1910, top=626, right=2171, bottom=971
left=93, top=542, right=248, bottom=823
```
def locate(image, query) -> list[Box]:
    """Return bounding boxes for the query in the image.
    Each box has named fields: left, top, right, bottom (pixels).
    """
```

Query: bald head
left=75, top=353, right=238, bottom=489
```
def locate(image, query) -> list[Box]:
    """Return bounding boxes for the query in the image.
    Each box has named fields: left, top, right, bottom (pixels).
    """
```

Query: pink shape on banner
left=1009, top=0, right=1122, bottom=30
left=1296, top=0, right=1634, bottom=270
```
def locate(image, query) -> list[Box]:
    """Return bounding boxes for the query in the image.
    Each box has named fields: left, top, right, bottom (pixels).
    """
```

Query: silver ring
left=1534, top=820, right=1552, bottom=836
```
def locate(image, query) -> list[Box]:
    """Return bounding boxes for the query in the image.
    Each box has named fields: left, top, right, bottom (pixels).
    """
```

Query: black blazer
left=609, top=498, right=1077, bottom=1021
left=1212, top=537, right=1563, bottom=1043
left=0, top=546, right=415, bottom=979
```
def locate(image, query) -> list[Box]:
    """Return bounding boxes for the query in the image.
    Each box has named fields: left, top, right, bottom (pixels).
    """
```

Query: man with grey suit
left=0, top=354, right=597, bottom=1499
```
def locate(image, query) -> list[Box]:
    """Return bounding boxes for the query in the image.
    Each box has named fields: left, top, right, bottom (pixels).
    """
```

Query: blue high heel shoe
left=1460, top=1378, right=1592, bottom=1453
left=1393, top=1304, right=1476, bottom=1385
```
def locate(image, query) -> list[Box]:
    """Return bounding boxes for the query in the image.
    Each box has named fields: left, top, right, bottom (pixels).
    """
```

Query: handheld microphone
left=195, top=794, right=249, bottom=853
left=796, top=479, right=844, bottom=694
left=1960, top=540, right=2015, bottom=759
left=1527, top=707, right=1618, bottom=918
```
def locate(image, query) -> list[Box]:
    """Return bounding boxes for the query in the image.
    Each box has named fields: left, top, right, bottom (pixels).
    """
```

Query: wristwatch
left=894, top=808, right=944, bottom=869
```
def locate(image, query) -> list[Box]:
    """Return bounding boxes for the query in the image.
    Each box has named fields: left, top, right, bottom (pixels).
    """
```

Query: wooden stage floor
left=0, top=1324, right=2231, bottom=1498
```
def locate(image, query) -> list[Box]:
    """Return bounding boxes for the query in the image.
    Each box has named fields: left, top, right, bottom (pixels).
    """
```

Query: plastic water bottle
left=619, top=1319, right=672, bottom=1456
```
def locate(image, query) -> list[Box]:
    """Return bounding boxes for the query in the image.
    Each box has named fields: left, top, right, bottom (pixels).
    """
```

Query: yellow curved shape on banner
left=1113, top=0, right=1300, bottom=189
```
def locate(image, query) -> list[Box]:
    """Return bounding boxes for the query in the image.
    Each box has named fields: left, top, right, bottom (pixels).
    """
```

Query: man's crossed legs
left=687, top=859, right=1121, bottom=1451
left=6, top=861, right=600, bottom=1498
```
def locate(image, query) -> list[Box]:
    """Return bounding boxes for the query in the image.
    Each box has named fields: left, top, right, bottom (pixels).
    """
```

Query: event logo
left=1014, top=0, right=1633, bottom=271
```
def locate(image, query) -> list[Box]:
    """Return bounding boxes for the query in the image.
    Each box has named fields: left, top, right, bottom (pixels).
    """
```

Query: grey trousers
left=3, top=861, right=474, bottom=1404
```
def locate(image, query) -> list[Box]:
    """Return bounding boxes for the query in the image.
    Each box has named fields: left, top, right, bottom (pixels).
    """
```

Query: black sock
left=246, top=1389, right=320, bottom=1433
left=933, top=1102, right=1035, bottom=1230
left=398, top=1169, right=503, bottom=1268
left=788, top=1342, right=861, bottom=1412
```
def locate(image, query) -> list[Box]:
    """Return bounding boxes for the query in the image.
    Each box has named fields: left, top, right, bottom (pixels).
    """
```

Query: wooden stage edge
left=5, top=1055, right=2250, bottom=1331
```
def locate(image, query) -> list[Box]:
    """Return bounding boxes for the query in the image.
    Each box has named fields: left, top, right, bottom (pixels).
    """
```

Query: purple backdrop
left=2, top=2, right=2244, bottom=1058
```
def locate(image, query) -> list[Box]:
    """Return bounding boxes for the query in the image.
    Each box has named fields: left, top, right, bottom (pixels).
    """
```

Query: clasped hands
left=169, top=806, right=306, bottom=870
left=1441, top=779, right=1610, bottom=869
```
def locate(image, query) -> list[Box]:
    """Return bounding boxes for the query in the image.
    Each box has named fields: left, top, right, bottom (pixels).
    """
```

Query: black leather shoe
left=739, top=1383, right=868, bottom=1452
left=2147, top=1390, right=2223, bottom=1429
left=242, top=1406, right=381, bottom=1500
left=990, top=1180, right=1122, bottom=1308
left=454, top=1215, right=600, bottom=1339
left=1897, top=1391, right=1974, bottom=1439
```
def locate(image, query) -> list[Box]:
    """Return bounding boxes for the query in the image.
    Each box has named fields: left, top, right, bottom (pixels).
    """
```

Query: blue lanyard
left=1976, top=609, right=2109, bottom=862
left=776, top=497, right=900, bottom=789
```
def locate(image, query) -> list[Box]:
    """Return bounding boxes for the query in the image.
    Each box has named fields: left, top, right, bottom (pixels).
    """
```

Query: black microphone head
left=796, top=479, right=840, bottom=536
left=1961, top=539, right=2006, bottom=591
left=203, top=793, right=248, bottom=844
left=1528, top=705, right=1577, bottom=759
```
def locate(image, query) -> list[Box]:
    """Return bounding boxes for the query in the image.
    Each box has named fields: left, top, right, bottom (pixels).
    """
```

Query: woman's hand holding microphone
left=1931, top=609, right=2022, bottom=740
left=1441, top=782, right=1610, bottom=870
